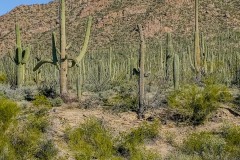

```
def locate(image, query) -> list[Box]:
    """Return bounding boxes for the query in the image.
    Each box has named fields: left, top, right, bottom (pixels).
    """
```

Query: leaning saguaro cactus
left=33, top=0, right=92, bottom=98
left=9, top=24, right=30, bottom=87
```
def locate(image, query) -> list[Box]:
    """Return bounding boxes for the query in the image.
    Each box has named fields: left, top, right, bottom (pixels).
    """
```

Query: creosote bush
left=0, top=97, right=57, bottom=160
left=168, top=84, right=232, bottom=125
left=0, top=97, right=19, bottom=131
left=33, top=95, right=51, bottom=107
left=102, top=81, right=138, bottom=112
left=67, top=118, right=161, bottom=160
left=168, top=125, right=240, bottom=160
left=0, top=73, right=7, bottom=84
left=67, top=118, right=116, bottom=160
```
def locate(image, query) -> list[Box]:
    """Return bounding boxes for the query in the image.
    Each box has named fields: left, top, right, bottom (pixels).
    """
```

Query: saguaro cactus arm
left=75, top=16, right=93, bottom=64
left=33, top=59, right=56, bottom=71
left=21, top=46, right=31, bottom=64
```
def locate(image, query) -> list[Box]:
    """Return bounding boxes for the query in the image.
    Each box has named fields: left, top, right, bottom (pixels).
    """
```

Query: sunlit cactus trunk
left=194, top=0, right=201, bottom=81
left=137, top=24, right=146, bottom=119
left=60, top=0, right=68, bottom=97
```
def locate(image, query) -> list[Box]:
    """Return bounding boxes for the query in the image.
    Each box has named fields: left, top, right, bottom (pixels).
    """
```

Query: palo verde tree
left=33, top=0, right=92, bottom=98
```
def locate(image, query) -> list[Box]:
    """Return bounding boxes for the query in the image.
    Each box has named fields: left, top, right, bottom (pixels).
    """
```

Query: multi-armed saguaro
left=33, top=0, right=92, bottom=98
left=9, top=24, right=30, bottom=87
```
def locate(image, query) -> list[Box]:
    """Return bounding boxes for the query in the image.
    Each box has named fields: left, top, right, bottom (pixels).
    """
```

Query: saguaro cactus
left=165, top=33, right=173, bottom=81
left=194, top=0, right=201, bottom=81
left=173, top=54, right=179, bottom=90
left=135, top=24, right=146, bottom=119
left=33, top=0, right=92, bottom=98
left=9, top=24, right=30, bottom=87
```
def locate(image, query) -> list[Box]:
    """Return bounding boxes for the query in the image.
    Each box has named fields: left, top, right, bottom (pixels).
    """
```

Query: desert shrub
left=102, top=82, right=138, bottom=112
left=221, top=125, right=240, bottom=159
left=38, top=82, right=58, bottom=98
left=34, top=140, right=58, bottom=160
left=0, top=98, right=19, bottom=131
left=0, top=73, right=7, bottom=84
left=8, top=105, right=56, bottom=159
left=67, top=118, right=117, bottom=160
left=181, top=132, right=226, bottom=159
left=50, top=97, right=63, bottom=107
left=0, top=134, right=16, bottom=160
left=175, top=125, right=240, bottom=160
left=122, top=120, right=160, bottom=145
left=0, top=85, right=38, bottom=101
left=168, top=84, right=232, bottom=125
left=116, top=120, right=161, bottom=159
left=67, top=118, right=161, bottom=160
left=33, top=95, right=51, bottom=107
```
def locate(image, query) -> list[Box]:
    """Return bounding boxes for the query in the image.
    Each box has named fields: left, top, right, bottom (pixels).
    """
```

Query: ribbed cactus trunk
left=194, top=0, right=201, bottom=81
left=173, top=54, right=179, bottom=90
left=16, top=24, right=23, bottom=87
left=14, top=24, right=30, bottom=87
left=137, top=24, right=146, bottom=119
left=60, top=0, right=68, bottom=96
left=166, top=33, right=173, bottom=81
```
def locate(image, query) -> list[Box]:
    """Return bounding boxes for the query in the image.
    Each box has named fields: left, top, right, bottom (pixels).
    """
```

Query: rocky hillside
left=0, top=0, right=239, bottom=55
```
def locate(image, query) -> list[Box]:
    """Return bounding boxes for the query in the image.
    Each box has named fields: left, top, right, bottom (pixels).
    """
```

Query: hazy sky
left=0, top=0, right=53, bottom=16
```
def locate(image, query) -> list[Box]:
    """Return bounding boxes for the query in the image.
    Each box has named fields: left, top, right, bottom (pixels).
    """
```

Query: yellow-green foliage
left=67, top=118, right=116, bottom=160
left=0, top=73, right=7, bottom=84
left=67, top=118, right=161, bottom=160
left=117, top=120, right=161, bottom=160
left=0, top=100, right=57, bottom=160
left=33, top=95, right=51, bottom=107
left=182, top=132, right=226, bottom=159
left=168, top=84, right=232, bottom=124
left=178, top=125, right=240, bottom=159
left=123, top=120, right=160, bottom=145
left=0, top=97, right=19, bottom=131
left=221, top=125, right=240, bottom=158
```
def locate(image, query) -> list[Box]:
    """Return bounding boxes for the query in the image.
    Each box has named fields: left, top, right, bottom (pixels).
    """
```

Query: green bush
left=176, top=126, right=240, bottom=160
left=181, top=132, right=226, bottom=159
left=116, top=120, right=161, bottom=159
left=67, top=118, right=161, bottom=160
left=103, top=82, right=138, bottom=112
left=35, top=140, right=58, bottom=160
left=0, top=97, right=19, bottom=131
left=123, top=120, right=160, bottom=145
left=67, top=118, right=117, bottom=160
left=221, top=125, right=240, bottom=158
left=33, top=95, right=51, bottom=107
left=0, top=74, right=7, bottom=84
left=50, top=97, right=63, bottom=107
left=168, top=84, right=232, bottom=124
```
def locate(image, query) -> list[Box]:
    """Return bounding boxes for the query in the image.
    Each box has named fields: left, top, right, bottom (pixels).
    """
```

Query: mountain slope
left=0, top=0, right=239, bottom=55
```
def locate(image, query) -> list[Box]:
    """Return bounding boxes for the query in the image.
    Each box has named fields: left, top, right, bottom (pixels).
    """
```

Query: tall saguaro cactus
left=33, top=0, right=92, bottom=98
left=165, top=33, right=173, bottom=81
left=9, top=24, right=30, bottom=87
left=173, top=54, right=179, bottom=90
left=137, top=24, right=146, bottom=119
left=194, top=0, right=201, bottom=81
